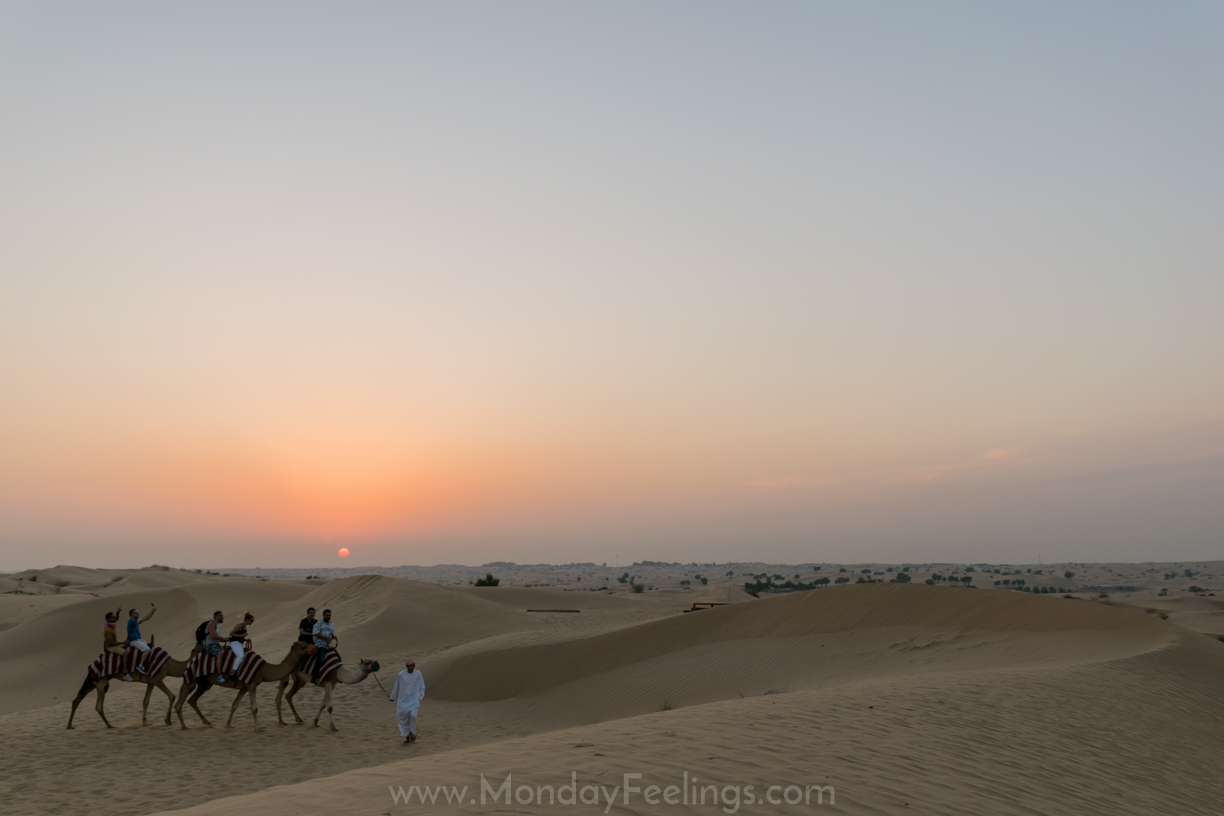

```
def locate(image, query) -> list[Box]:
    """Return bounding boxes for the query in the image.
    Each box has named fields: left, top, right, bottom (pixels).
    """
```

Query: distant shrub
left=1146, top=608, right=1156, bottom=614
left=631, top=583, right=645, bottom=593
left=1158, top=612, right=1169, bottom=620
left=839, top=567, right=847, bottom=573
left=745, top=576, right=829, bottom=593
left=892, top=572, right=911, bottom=583
left=1098, top=593, right=1109, bottom=599
left=679, top=579, right=690, bottom=586
left=1189, top=585, right=1206, bottom=594
left=53, top=580, right=69, bottom=587
left=660, top=699, right=674, bottom=711
left=617, top=572, right=629, bottom=584
left=28, top=576, right=37, bottom=582
left=699, top=577, right=708, bottom=585
left=1064, top=570, right=1075, bottom=580
left=1217, top=635, right=1224, bottom=643
left=475, top=573, right=500, bottom=587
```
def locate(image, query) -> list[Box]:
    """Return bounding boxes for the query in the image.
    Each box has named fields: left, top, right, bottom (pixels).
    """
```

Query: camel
left=174, top=640, right=308, bottom=731
left=66, top=645, right=196, bottom=729
left=274, top=655, right=379, bottom=732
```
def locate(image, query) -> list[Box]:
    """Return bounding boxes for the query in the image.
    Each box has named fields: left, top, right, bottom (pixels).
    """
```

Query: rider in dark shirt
left=298, top=607, right=317, bottom=644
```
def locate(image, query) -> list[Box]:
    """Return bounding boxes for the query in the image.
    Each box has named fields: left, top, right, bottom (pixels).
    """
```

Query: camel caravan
left=68, top=604, right=380, bottom=733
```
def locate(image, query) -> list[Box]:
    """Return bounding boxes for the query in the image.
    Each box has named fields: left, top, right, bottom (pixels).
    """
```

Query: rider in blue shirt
left=125, top=604, right=156, bottom=677
left=311, top=609, right=337, bottom=683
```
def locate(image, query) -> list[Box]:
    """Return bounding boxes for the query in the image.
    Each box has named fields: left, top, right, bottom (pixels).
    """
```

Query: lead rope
left=372, top=669, right=389, bottom=694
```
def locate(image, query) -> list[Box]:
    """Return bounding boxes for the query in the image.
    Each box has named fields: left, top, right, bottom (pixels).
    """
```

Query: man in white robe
left=388, top=659, right=425, bottom=743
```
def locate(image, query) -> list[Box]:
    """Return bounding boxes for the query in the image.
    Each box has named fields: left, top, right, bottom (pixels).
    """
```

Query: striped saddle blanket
left=183, top=649, right=267, bottom=687
left=87, top=646, right=171, bottom=681
left=299, top=649, right=343, bottom=683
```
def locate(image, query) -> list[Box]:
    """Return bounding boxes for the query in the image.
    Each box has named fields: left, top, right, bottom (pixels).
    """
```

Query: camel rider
left=227, top=613, right=254, bottom=676
left=126, top=603, right=157, bottom=675
left=311, top=608, right=336, bottom=683
left=298, top=607, right=317, bottom=645
left=203, top=611, right=230, bottom=682
left=103, top=609, right=133, bottom=681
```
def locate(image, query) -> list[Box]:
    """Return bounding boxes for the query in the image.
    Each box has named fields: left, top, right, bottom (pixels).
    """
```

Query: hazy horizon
left=2, top=2, right=1222, bottom=571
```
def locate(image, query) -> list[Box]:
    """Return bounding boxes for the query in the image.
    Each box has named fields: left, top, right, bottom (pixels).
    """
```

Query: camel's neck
left=165, top=656, right=190, bottom=675
left=252, top=646, right=300, bottom=679
left=336, top=665, right=370, bottom=685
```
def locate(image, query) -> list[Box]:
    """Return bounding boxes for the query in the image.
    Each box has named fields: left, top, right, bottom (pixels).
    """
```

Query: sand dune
left=428, top=583, right=1170, bottom=703
left=146, top=629, right=1224, bottom=816
left=1, top=567, right=1220, bottom=816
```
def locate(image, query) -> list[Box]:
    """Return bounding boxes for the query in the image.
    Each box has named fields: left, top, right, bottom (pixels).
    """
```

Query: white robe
left=388, top=669, right=425, bottom=737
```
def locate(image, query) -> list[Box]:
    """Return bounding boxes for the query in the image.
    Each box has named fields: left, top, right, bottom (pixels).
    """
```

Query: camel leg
left=284, top=675, right=306, bottom=724
left=156, top=678, right=175, bottom=725
left=67, top=674, right=97, bottom=729
left=248, top=683, right=261, bottom=732
left=94, top=678, right=114, bottom=729
left=187, top=681, right=212, bottom=727
left=226, top=685, right=248, bottom=728
left=141, top=679, right=155, bottom=726
left=274, top=678, right=289, bottom=725
left=314, top=679, right=337, bottom=731
left=174, top=684, right=188, bottom=729
left=174, top=681, right=197, bottom=730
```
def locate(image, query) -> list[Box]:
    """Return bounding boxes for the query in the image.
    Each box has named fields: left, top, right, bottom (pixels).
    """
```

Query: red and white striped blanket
left=87, top=646, right=171, bottom=681
left=183, top=649, right=267, bottom=687
left=299, top=649, right=343, bottom=684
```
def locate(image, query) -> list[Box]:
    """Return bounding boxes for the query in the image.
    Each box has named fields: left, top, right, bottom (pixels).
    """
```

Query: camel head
left=335, top=658, right=379, bottom=684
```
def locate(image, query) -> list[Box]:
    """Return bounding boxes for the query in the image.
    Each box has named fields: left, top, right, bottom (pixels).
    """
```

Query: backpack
left=195, top=620, right=211, bottom=644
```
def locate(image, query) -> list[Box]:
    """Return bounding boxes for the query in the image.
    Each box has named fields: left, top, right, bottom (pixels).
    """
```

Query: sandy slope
left=1, top=568, right=1220, bottom=816
left=427, top=583, right=1170, bottom=703
left=148, top=632, right=1224, bottom=816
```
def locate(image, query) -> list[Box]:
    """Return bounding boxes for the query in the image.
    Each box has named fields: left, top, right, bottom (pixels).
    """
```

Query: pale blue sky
left=1, top=2, right=1221, bottom=568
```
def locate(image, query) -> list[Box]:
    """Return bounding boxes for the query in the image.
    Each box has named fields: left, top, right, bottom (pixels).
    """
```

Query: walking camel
left=66, top=646, right=196, bottom=729
left=174, top=640, right=308, bottom=731
left=274, top=655, right=379, bottom=732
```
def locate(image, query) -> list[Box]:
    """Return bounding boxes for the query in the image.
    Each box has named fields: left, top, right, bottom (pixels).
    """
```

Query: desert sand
left=1, top=563, right=1221, bottom=815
